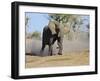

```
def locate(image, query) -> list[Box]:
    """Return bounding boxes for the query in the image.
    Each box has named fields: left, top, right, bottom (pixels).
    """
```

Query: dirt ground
left=25, top=36, right=89, bottom=68
left=25, top=50, right=89, bottom=68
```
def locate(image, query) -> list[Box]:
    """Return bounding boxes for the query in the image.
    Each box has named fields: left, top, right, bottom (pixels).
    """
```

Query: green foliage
left=49, top=14, right=78, bottom=23
left=31, top=31, right=41, bottom=39
left=49, top=14, right=85, bottom=40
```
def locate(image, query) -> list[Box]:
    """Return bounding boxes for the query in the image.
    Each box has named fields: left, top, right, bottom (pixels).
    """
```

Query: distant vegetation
left=31, top=31, right=41, bottom=39
left=26, top=31, right=41, bottom=40
left=48, top=14, right=89, bottom=40
left=25, top=16, right=41, bottom=40
left=25, top=13, right=89, bottom=41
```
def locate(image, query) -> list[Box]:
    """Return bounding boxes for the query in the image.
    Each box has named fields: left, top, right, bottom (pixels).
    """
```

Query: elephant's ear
left=57, top=23, right=64, bottom=37
left=48, top=21, right=56, bottom=35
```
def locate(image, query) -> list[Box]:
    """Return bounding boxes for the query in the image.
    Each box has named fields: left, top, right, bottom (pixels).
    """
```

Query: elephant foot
left=48, top=53, right=53, bottom=56
left=58, top=53, right=62, bottom=55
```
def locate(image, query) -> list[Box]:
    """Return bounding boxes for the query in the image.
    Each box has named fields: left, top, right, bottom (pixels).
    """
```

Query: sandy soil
left=25, top=50, right=89, bottom=68
left=25, top=37, right=89, bottom=68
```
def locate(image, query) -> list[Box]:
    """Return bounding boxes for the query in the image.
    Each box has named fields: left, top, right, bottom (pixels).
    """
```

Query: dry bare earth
left=25, top=50, right=89, bottom=68
left=25, top=36, right=89, bottom=68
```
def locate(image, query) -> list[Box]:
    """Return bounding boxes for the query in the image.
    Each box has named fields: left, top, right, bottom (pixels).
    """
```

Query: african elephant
left=40, top=20, right=63, bottom=56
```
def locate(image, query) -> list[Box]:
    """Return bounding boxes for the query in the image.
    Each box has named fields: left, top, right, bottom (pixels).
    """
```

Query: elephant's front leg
left=40, top=44, right=46, bottom=56
left=57, top=37, right=63, bottom=55
left=48, top=37, right=53, bottom=56
left=48, top=44, right=53, bottom=56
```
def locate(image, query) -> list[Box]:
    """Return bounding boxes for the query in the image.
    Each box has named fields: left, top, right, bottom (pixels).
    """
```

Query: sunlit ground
left=25, top=50, right=89, bottom=68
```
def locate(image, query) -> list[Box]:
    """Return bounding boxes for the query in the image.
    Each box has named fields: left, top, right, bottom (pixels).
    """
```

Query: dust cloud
left=26, top=32, right=89, bottom=56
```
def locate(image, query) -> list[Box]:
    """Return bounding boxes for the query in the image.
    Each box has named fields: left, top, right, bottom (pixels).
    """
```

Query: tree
left=25, top=16, right=30, bottom=27
left=49, top=14, right=82, bottom=40
left=31, top=31, right=41, bottom=40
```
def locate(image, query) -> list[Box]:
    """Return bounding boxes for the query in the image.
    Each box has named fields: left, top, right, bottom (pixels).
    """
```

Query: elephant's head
left=48, top=20, right=61, bottom=35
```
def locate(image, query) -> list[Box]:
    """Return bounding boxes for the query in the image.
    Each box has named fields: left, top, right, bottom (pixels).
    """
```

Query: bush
left=31, top=31, right=41, bottom=39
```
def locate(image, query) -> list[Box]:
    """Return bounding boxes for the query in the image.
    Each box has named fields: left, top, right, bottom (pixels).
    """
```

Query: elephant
left=40, top=20, right=63, bottom=56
